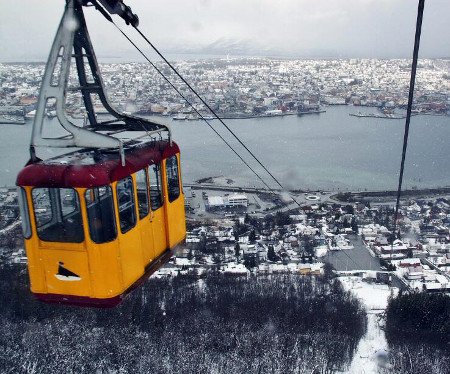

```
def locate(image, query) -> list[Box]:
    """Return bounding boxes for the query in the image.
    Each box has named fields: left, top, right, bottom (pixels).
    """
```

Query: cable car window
left=60, top=189, right=78, bottom=216
left=116, top=177, right=136, bottom=233
left=32, top=188, right=52, bottom=227
left=85, top=186, right=117, bottom=244
left=149, top=163, right=163, bottom=210
left=32, top=188, right=84, bottom=243
left=135, top=169, right=149, bottom=219
left=166, top=155, right=180, bottom=202
left=17, top=187, right=31, bottom=239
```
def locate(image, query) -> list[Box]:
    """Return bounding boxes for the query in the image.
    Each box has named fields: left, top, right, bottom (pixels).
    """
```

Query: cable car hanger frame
left=30, top=0, right=171, bottom=166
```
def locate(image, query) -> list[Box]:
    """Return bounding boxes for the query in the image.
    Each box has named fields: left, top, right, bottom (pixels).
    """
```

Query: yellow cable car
left=15, top=0, right=186, bottom=306
left=17, top=141, right=186, bottom=307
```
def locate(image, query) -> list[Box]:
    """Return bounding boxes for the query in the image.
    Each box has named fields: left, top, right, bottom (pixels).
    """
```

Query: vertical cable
left=392, top=0, right=425, bottom=256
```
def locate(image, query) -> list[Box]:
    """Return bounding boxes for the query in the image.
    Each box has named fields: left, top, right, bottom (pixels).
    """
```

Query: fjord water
left=1, top=106, right=449, bottom=191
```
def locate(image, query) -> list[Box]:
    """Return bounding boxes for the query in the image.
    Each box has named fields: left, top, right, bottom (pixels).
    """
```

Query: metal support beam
left=30, top=0, right=170, bottom=163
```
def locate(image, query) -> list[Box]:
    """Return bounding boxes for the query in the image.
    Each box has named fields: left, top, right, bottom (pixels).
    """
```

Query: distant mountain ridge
left=166, top=37, right=341, bottom=59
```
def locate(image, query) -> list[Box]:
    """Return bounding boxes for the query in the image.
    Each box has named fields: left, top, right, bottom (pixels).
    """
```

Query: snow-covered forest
left=2, top=263, right=450, bottom=373
left=381, top=293, right=450, bottom=374
left=0, top=265, right=366, bottom=373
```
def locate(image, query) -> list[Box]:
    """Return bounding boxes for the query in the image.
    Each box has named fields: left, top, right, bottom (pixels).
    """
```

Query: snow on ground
left=339, top=276, right=399, bottom=374
left=346, top=313, right=388, bottom=374
left=340, top=277, right=397, bottom=311
left=0, top=220, right=21, bottom=236
left=315, top=245, right=328, bottom=258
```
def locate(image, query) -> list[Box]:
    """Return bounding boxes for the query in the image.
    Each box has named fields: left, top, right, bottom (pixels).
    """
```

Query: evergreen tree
left=267, top=245, right=278, bottom=262
left=234, top=243, right=240, bottom=259
left=351, top=217, right=358, bottom=233
left=249, top=230, right=256, bottom=243
left=345, top=204, right=355, bottom=214
left=343, top=217, right=350, bottom=228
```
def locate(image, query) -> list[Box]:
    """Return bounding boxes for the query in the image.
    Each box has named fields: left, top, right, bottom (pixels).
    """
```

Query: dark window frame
left=17, top=187, right=32, bottom=239
left=31, top=187, right=84, bottom=243
left=116, top=176, right=137, bottom=234
left=135, top=168, right=150, bottom=220
left=31, top=187, right=54, bottom=228
left=149, top=163, right=164, bottom=211
left=85, top=185, right=117, bottom=244
left=166, top=155, right=181, bottom=203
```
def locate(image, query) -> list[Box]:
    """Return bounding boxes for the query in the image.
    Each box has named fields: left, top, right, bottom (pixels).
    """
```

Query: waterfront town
left=1, top=181, right=450, bottom=368
left=1, top=58, right=450, bottom=122
left=1, top=57, right=449, bottom=371
left=2, top=56, right=448, bottom=287
left=1, top=182, right=449, bottom=294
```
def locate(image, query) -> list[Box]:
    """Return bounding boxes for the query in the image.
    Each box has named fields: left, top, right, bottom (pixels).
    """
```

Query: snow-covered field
left=340, top=277, right=397, bottom=311
left=339, top=276, right=399, bottom=374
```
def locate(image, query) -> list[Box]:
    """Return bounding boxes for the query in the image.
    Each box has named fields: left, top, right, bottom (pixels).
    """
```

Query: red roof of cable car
left=16, top=140, right=180, bottom=188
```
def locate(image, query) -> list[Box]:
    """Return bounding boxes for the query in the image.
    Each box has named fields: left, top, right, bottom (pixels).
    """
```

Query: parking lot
left=324, top=236, right=381, bottom=271
left=184, top=185, right=336, bottom=219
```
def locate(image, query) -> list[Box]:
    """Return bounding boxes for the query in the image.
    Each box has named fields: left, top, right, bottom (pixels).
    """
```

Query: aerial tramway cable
left=91, top=2, right=275, bottom=192
left=392, top=0, right=425, bottom=244
left=132, top=26, right=289, bottom=192
left=92, top=1, right=303, bottom=208
left=92, top=0, right=427, bottom=222
left=93, top=0, right=425, bottom=266
left=111, top=22, right=275, bottom=193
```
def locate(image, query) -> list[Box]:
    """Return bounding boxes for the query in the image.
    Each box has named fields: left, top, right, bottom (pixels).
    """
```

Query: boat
left=297, top=103, right=326, bottom=116
left=0, top=115, right=26, bottom=125
left=25, top=110, right=36, bottom=119
left=264, top=109, right=283, bottom=116
left=349, top=111, right=405, bottom=119
left=172, top=114, right=187, bottom=120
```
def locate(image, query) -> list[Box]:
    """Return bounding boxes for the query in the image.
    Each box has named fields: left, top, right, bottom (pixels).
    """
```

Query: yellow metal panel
left=139, top=217, right=155, bottom=265
left=40, top=249, right=91, bottom=297
left=77, top=187, right=123, bottom=298
left=151, top=207, right=167, bottom=258
left=23, top=186, right=47, bottom=294
left=162, top=154, right=187, bottom=249
left=112, top=180, right=145, bottom=290
left=85, top=242, right=123, bottom=298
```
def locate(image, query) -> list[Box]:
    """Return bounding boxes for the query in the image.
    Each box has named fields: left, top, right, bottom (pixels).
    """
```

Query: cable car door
left=149, top=163, right=168, bottom=258
left=163, top=154, right=186, bottom=248
left=115, top=177, right=144, bottom=288
left=135, top=168, right=156, bottom=264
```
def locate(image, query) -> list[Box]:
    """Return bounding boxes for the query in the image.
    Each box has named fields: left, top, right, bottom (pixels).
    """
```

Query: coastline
left=331, top=186, right=450, bottom=203
left=139, top=105, right=448, bottom=122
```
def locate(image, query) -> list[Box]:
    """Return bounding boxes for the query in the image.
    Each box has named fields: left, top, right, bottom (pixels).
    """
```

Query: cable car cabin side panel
left=147, top=162, right=168, bottom=260
left=162, top=153, right=186, bottom=248
left=113, top=178, right=146, bottom=290
left=135, top=168, right=156, bottom=265
left=20, top=186, right=48, bottom=294
left=81, top=186, right=124, bottom=299
left=24, top=186, right=92, bottom=298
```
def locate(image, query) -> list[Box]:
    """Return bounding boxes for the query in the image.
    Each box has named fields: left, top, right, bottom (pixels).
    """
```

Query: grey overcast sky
left=0, top=0, right=449, bottom=62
